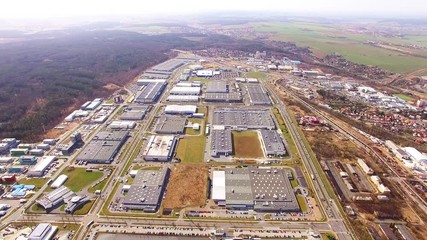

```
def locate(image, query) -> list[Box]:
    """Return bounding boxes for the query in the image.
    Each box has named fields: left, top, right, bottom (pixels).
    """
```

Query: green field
left=246, top=71, right=267, bottom=79
left=175, top=136, right=206, bottom=163
left=252, top=21, right=427, bottom=73
left=393, top=93, right=415, bottom=102
left=190, top=76, right=211, bottom=83
left=62, top=167, right=103, bottom=192
left=18, top=178, right=48, bottom=189
left=297, top=195, right=308, bottom=212
left=185, top=118, right=202, bottom=135
left=232, top=131, right=264, bottom=158
left=74, top=200, right=95, bottom=215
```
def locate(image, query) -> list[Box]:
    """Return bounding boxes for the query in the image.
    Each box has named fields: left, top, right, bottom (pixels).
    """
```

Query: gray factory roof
left=151, top=58, right=191, bottom=72
left=213, top=108, right=275, bottom=130
left=142, top=72, right=170, bottom=79
left=206, top=81, right=228, bottom=93
left=120, top=110, right=146, bottom=120
left=259, top=130, right=287, bottom=156
left=224, top=167, right=299, bottom=211
left=36, top=186, right=75, bottom=210
left=211, top=129, right=233, bottom=156
left=134, top=81, right=167, bottom=103
left=246, top=84, right=271, bottom=105
left=155, top=116, right=187, bottom=134
left=205, top=92, right=242, bottom=102
left=123, top=168, right=169, bottom=210
left=76, top=130, right=128, bottom=163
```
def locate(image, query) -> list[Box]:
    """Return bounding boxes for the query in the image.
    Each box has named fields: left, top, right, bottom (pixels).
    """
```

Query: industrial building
left=76, top=130, right=129, bottom=164
left=143, top=135, right=177, bottom=161
left=164, top=105, right=197, bottom=115
left=170, top=86, right=201, bottom=95
left=108, top=120, right=136, bottom=129
left=0, top=138, right=18, bottom=154
left=122, top=168, right=170, bottom=212
left=50, top=174, right=68, bottom=189
left=18, top=155, right=37, bottom=165
left=213, top=108, right=275, bottom=130
left=196, top=70, right=213, bottom=77
left=206, top=81, right=228, bottom=93
left=166, top=95, right=199, bottom=102
left=151, top=58, right=191, bottom=73
left=28, top=223, right=58, bottom=240
left=246, top=84, right=271, bottom=105
left=212, top=167, right=300, bottom=212
left=36, top=186, right=75, bottom=211
left=211, top=129, right=233, bottom=157
left=357, top=158, right=374, bottom=175
left=0, top=157, right=14, bottom=165
left=142, top=71, right=170, bottom=79
left=27, top=156, right=57, bottom=177
left=134, top=80, right=167, bottom=103
left=65, top=195, right=90, bottom=214
left=259, top=130, right=287, bottom=156
left=10, top=148, right=29, bottom=157
left=205, top=92, right=242, bottom=103
left=120, top=105, right=150, bottom=120
left=403, top=147, right=427, bottom=162
left=155, top=116, right=187, bottom=134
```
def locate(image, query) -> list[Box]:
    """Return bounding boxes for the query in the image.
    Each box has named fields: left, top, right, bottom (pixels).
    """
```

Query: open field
left=176, top=136, right=206, bottom=163
left=393, top=93, right=415, bottom=102
left=296, top=195, right=308, bottom=212
left=18, top=178, right=48, bottom=189
left=232, top=131, right=264, bottom=158
left=246, top=72, right=267, bottom=79
left=61, top=167, right=104, bottom=192
left=185, top=118, right=202, bottom=135
left=251, top=21, right=427, bottom=73
left=163, top=164, right=208, bottom=209
left=190, top=76, right=211, bottom=83
left=74, top=200, right=95, bottom=215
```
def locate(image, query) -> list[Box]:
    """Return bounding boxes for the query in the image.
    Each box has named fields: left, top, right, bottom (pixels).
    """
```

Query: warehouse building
left=212, top=167, right=299, bottom=212
left=205, top=92, right=242, bottom=103
left=36, top=186, right=75, bottom=211
left=108, top=120, right=136, bottom=129
left=166, top=95, right=199, bottom=102
left=134, top=80, right=167, bottom=103
left=196, top=70, right=213, bottom=77
left=122, top=168, right=170, bottom=212
left=170, top=86, right=201, bottom=95
left=50, top=175, right=68, bottom=189
left=27, top=156, right=57, bottom=177
left=211, top=129, right=233, bottom=157
left=65, top=195, right=91, bottom=214
left=155, top=116, right=187, bottom=134
left=18, top=155, right=37, bottom=165
left=246, top=84, right=271, bottom=105
left=404, top=147, right=427, bottom=162
left=213, top=108, right=275, bottom=130
left=142, top=71, right=170, bottom=79
left=28, top=223, right=58, bottom=240
left=176, top=82, right=201, bottom=87
left=120, top=105, right=150, bottom=120
left=259, top=130, right=287, bottom=156
left=165, top=105, right=197, bottom=115
left=143, top=135, right=177, bottom=161
left=206, top=81, right=228, bottom=93
left=152, top=58, right=191, bottom=72
left=76, top=130, right=129, bottom=164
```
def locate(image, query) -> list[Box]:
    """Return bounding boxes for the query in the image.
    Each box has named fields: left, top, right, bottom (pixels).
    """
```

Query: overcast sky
left=1, top=0, right=426, bottom=20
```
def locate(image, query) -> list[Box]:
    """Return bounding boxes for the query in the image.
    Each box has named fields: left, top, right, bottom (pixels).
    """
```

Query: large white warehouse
left=170, top=86, right=201, bottom=95
left=165, top=105, right=197, bottom=115
left=404, top=147, right=427, bottom=162
left=51, top=174, right=68, bottom=189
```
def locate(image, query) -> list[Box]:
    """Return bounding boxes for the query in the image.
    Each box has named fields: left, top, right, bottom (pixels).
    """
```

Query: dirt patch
left=103, top=83, right=121, bottom=91
left=232, top=131, right=264, bottom=158
left=163, top=164, right=208, bottom=209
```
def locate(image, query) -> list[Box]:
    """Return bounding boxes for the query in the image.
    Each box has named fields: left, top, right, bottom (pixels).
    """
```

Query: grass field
left=297, top=195, right=308, bottom=212
left=18, top=178, right=48, bottom=189
left=246, top=71, right=267, bottom=79
left=62, top=167, right=103, bottom=192
left=185, top=118, right=202, bottom=135
left=163, top=165, right=208, bottom=209
left=393, top=93, right=415, bottom=102
left=175, top=136, right=206, bottom=163
left=74, top=200, right=94, bottom=215
left=232, top=131, right=264, bottom=158
left=190, top=76, right=211, bottom=83
left=252, top=21, right=427, bottom=73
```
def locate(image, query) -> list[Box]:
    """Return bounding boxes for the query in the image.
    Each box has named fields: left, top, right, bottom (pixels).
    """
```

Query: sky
left=0, top=0, right=426, bottom=20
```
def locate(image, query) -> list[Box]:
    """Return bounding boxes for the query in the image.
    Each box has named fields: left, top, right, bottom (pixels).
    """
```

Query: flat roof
left=165, top=105, right=197, bottom=114
left=134, top=81, right=166, bottom=103
left=205, top=92, right=242, bottom=102
left=259, top=130, right=287, bottom=155
left=206, top=81, right=228, bottom=93
left=155, top=116, right=187, bottom=134
left=143, top=135, right=177, bottom=159
left=213, top=108, right=275, bottom=129
left=246, top=84, right=271, bottom=105
left=166, top=95, right=199, bottom=102
left=170, top=86, right=201, bottom=95
left=211, top=129, right=233, bottom=156
left=212, top=171, right=226, bottom=200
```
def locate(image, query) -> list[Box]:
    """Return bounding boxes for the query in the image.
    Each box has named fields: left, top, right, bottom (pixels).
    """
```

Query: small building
left=29, top=149, right=45, bottom=156
left=18, top=155, right=38, bottom=165
left=10, top=148, right=29, bottom=157
left=28, top=223, right=58, bottom=240
left=36, top=144, right=51, bottom=150
left=51, top=174, right=68, bottom=189
left=0, top=157, right=14, bottom=165
left=357, top=158, right=374, bottom=175
left=143, top=135, right=177, bottom=162
left=195, top=70, right=213, bottom=77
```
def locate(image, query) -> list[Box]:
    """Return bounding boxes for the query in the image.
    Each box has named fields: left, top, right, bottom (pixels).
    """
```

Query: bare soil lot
left=232, top=131, right=264, bottom=158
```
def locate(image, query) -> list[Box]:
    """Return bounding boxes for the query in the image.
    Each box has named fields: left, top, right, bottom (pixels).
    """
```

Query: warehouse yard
left=163, top=165, right=208, bottom=209
left=232, top=131, right=264, bottom=158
